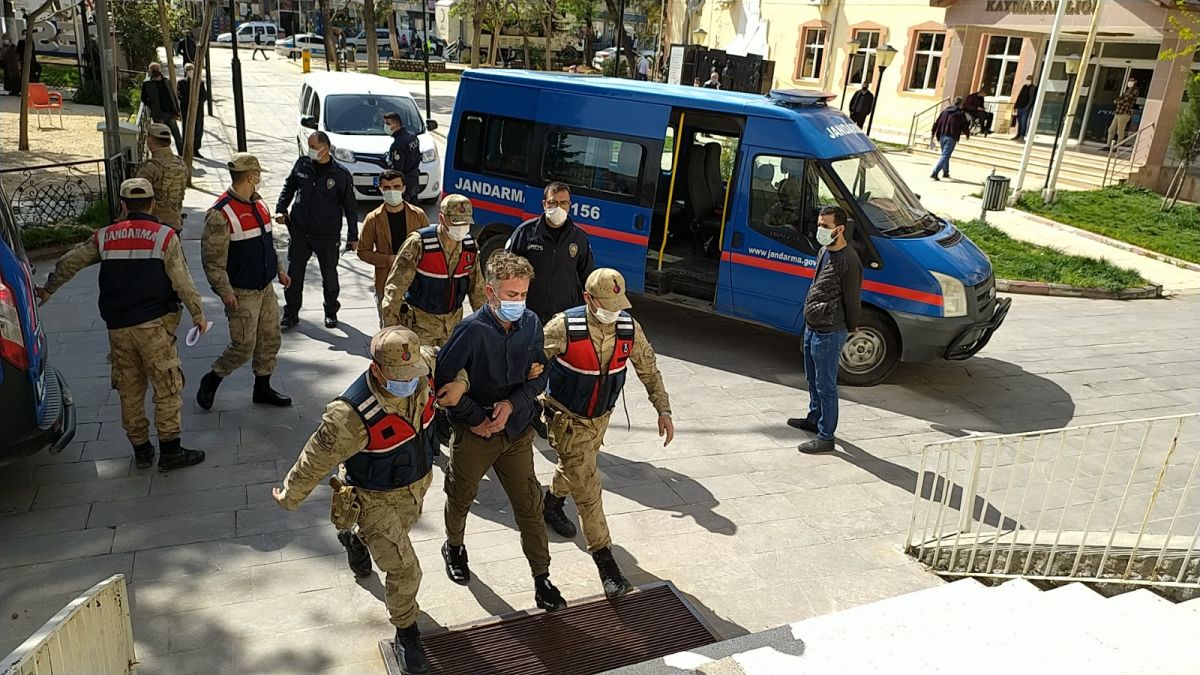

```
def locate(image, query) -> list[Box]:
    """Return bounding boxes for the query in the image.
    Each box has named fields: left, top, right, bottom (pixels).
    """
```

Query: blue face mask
left=495, top=300, right=526, bottom=322
left=383, top=377, right=421, bottom=398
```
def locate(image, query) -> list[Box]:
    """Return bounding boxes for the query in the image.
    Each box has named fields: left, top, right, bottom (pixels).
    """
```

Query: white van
left=217, top=22, right=280, bottom=45
left=296, top=72, right=442, bottom=201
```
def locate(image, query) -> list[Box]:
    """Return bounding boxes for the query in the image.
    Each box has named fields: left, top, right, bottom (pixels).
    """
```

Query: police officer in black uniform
left=505, top=182, right=595, bottom=323
left=384, top=112, right=422, bottom=204
left=276, top=130, right=359, bottom=329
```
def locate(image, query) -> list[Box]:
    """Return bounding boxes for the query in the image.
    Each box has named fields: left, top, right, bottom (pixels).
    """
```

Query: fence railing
left=1103, top=122, right=1155, bottom=187
left=0, top=574, right=136, bottom=675
left=0, top=154, right=127, bottom=228
left=907, top=97, right=949, bottom=150
left=906, top=414, right=1199, bottom=595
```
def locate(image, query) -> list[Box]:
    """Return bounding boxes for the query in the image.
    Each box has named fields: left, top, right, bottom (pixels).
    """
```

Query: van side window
left=748, top=155, right=822, bottom=256
left=455, top=114, right=485, bottom=172
left=310, top=94, right=321, bottom=123
left=483, top=117, right=533, bottom=178
left=542, top=131, right=643, bottom=197
left=661, top=126, right=675, bottom=172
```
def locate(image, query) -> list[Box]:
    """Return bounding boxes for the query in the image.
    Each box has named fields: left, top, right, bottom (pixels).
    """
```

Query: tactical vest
left=95, top=215, right=179, bottom=330
left=337, top=372, right=436, bottom=491
left=547, top=307, right=635, bottom=419
left=147, top=152, right=187, bottom=230
left=405, top=225, right=477, bottom=315
left=213, top=190, right=277, bottom=290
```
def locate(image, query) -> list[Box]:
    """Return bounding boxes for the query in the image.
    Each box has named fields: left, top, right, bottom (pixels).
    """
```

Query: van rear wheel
left=838, top=308, right=900, bottom=387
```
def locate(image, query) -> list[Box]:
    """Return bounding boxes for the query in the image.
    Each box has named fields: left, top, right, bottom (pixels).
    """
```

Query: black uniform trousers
left=282, top=234, right=341, bottom=320
left=403, top=171, right=421, bottom=203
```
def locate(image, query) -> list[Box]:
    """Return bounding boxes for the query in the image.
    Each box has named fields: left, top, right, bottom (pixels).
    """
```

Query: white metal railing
left=0, top=575, right=136, bottom=675
left=1103, top=122, right=1155, bottom=187
left=907, top=97, right=950, bottom=150
left=906, top=414, right=1200, bottom=591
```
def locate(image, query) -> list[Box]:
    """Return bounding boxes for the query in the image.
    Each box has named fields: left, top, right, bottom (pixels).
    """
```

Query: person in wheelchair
left=962, top=88, right=993, bottom=136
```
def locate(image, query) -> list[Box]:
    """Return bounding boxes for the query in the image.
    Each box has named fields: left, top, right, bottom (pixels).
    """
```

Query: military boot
left=542, top=490, right=577, bottom=538
left=533, top=573, right=567, bottom=612
left=195, top=371, right=223, bottom=411
left=393, top=623, right=429, bottom=674
left=158, top=437, right=205, bottom=471
left=337, top=529, right=373, bottom=578
left=252, top=375, right=292, bottom=406
left=441, top=541, right=471, bottom=585
left=592, top=547, right=634, bottom=599
left=133, top=441, right=155, bottom=470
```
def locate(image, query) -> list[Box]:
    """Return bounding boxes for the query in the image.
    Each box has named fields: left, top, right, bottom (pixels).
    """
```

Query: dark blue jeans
left=803, top=327, right=848, bottom=441
left=1016, top=106, right=1031, bottom=138
left=931, top=135, right=956, bottom=177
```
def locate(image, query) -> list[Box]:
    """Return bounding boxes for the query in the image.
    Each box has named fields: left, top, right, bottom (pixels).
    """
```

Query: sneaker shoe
left=441, top=540, right=470, bottom=585
left=930, top=175, right=940, bottom=182
left=337, top=529, right=373, bottom=578
left=786, top=417, right=819, bottom=433
left=542, top=490, right=577, bottom=538
left=133, top=441, right=155, bottom=469
left=534, top=573, right=567, bottom=611
left=280, top=316, right=299, bottom=329
left=592, top=547, right=634, bottom=599
left=393, top=623, right=429, bottom=674
left=798, top=438, right=836, bottom=454
left=324, top=315, right=338, bottom=328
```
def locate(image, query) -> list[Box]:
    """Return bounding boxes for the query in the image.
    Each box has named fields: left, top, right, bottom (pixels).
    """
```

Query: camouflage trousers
left=353, top=471, right=432, bottom=628
left=212, top=286, right=280, bottom=378
left=444, top=425, right=550, bottom=577
left=390, top=303, right=462, bottom=348
left=547, top=407, right=612, bottom=552
left=109, top=317, right=184, bottom=446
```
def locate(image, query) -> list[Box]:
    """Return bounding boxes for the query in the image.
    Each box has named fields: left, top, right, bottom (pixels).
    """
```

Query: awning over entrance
left=932, top=0, right=1177, bottom=40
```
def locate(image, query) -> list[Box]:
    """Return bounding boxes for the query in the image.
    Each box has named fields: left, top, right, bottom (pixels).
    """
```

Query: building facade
left=666, top=0, right=1198, bottom=185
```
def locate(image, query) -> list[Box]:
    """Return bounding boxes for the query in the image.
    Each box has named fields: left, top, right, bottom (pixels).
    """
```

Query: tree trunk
left=470, top=7, right=483, bottom=68
left=17, top=0, right=56, bottom=151
left=318, top=0, right=335, bottom=71
left=156, top=0, right=177, bottom=103
left=364, top=0, right=378, bottom=73
left=183, top=0, right=215, bottom=173
left=386, top=8, right=399, bottom=66
left=543, top=12, right=552, bottom=71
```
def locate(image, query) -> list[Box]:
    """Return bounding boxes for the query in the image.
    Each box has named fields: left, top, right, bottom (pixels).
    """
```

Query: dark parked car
left=0, top=188, right=75, bottom=465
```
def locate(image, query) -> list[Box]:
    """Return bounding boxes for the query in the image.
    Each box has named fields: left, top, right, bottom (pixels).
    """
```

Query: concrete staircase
left=907, top=134, right=1129, bottom=190
left=620, top=579, right=1200, bottom=674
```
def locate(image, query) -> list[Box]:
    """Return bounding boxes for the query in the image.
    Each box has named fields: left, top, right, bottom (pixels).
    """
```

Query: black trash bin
left=981, top=171, right=1010, bottom=222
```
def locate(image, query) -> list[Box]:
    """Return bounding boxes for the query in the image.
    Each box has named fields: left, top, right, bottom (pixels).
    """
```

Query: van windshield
left=324, top=94, right=425, bottom=136
left=826, top=150, right=936, bottom=236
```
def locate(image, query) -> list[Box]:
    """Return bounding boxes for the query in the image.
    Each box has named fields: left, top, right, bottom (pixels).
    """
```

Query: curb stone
left=996, top=278, right=1163, bottom=300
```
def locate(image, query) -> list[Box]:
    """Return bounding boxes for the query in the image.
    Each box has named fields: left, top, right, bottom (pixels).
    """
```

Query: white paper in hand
left=186, top=322, right=214, bottom=347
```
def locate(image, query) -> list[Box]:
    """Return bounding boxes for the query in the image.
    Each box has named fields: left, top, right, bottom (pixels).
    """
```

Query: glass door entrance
left=1080, top=65, right=1152, bottom=143
left=1032, top=41, right=1157, bottom=147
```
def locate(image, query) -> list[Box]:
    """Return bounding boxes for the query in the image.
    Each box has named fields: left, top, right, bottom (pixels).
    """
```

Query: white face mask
left=444, top=224, right=470, bottom=241
left=381, top=190, right=404, bottom=207
left=591, top=304, right=621, bottom=324
left=816, top=227, right=838, bottom=247
left=1127, top=82, right=1136, bottom=90
left=308, top=147, right=323, bottom=161
left=544, top=206, right=567, bottom=226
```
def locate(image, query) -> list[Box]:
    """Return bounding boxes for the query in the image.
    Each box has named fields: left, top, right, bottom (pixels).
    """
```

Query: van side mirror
left=915, top=193, right=922, bottom=200
left=300, top=115, right=318, bottom=130
left=426, top=119, right=439, bottom=131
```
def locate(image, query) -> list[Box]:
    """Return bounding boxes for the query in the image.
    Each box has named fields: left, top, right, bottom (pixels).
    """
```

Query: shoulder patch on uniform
left=315, top=422, right=339, bottom=448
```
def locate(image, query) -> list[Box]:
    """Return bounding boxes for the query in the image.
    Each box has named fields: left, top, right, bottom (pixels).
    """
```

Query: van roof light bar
left=768, top=90, right=836, bottom=107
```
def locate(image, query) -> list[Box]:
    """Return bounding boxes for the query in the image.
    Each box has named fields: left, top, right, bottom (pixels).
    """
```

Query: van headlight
left=930, top=271, right=968, bottom=318
left=421, top=147, right=438, bottom=163
left=333, top=147, right=356, bottom=163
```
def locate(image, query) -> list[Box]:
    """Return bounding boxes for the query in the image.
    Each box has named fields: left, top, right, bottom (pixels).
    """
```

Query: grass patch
left=873, top=139, right=907, bottom=153
left=1014, top=185, right=1200, bottom=264
left=380, top=69, right=461, bottom=81
left=40, top=64, right=81, bottom=89
left=957, top=219, right=1149, bottom=291
left=20, top=198, right=110, bottom=251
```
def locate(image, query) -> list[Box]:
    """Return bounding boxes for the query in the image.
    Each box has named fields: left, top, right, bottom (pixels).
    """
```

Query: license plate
left=372, top=176, right=380, bottom=188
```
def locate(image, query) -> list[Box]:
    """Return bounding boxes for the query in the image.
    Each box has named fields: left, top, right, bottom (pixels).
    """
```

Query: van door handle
left=731, top=232, right=744, bottom=248
left=634, top=215, right=646, bottom=232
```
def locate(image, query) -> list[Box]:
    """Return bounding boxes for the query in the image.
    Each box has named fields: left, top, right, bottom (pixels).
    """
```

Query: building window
left=543, top=131, right=644, bottom=197
left=982, top=35, right=1023, bottom=98
left=907, top=31, right=945, bottom=92
left=798, top=27, right=827, bottom=80
left=848, top=30, right=881, bottom=86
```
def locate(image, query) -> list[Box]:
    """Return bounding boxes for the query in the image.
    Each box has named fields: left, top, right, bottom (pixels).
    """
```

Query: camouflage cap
left=439, top=194, right=474, bottom=225
left=370, top=326, right=429, bottom=381
left=586, top=268, right=632, bottom=311
left=119, top=177, right=155, bottom=199
left=227, top=152, right=266, bottom=172
left=148, top=123, right=173, bottom=141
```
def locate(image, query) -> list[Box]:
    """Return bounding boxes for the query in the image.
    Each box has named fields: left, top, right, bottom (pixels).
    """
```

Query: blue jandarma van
left=444, top=71, right=1010, bottom=386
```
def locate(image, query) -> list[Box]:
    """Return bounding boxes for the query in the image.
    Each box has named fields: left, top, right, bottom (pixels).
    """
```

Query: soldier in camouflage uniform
left=380, top=195, right=485, bottom=347
left=136, top=123, right=189, bottom=233
left=195, top=153, right=292, bottom=410
left=540, top=268, right=674, bottom=598
left=272, top=327, right=468, bottom=675
left=35, top=178, right=207, bottom=470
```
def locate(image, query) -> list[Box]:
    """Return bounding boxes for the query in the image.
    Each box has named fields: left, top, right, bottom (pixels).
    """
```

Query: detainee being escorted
left=789, top=206, right=861, bottom=453
left=357, top=170, right=429, bottom=325
left=196, top=153, right=293, bottom=411
left=35, top=178, right=207, bottom=470
left=380, top=194, right=484, bottom=346
left=272, top=327, right=466, bottom=675
left=541, top=268, right=675, bottom=598
left=435, top=251, right=568, bottom=612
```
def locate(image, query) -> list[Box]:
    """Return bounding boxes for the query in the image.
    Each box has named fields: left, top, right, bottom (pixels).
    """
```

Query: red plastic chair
left=29, top=83, right=64, bottom=129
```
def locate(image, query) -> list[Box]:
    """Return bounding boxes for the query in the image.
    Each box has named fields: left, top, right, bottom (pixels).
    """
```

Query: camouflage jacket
left=137, top=148, right=189, bottom=231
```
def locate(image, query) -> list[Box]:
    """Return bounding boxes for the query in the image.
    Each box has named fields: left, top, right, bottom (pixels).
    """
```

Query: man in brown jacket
left=358, top=170, right=428, bottom=325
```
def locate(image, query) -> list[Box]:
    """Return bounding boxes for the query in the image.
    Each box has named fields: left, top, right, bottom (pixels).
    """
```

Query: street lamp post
left=1044, top=54, right=1080, bottom=191
left=840, top=39, right=861, bottom=111
left=422, top=2, right=431, bottom=123
left=229, top=0, right=248, bottom=151
left=865, top=45, right=897, bottom=137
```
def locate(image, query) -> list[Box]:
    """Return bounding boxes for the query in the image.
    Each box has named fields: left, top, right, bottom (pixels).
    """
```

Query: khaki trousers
left=548, top=408, right=613, bottom=553
left=109, top=317, right=183, bottom=445
left=354, top=472, right=432, bottom=628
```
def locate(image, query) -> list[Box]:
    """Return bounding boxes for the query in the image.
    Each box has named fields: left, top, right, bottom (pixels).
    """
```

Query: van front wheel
left=838, top=309, right=900, bottom=387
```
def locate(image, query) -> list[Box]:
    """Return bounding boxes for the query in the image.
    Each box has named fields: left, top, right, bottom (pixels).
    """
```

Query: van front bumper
left=892, top=297, right=1011, bottom=363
